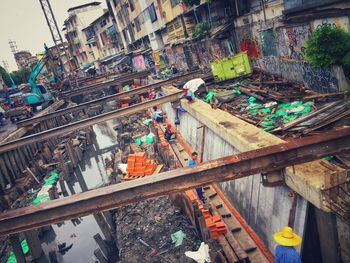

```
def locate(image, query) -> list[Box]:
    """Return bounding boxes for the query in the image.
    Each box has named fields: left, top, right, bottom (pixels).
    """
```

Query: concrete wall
left=234, top=2, right=350, bottom=92
left=162, top=100, right=307, bottom=254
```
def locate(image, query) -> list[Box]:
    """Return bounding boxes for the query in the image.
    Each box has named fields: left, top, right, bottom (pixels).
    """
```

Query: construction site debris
left=115, top=197, right=202, bottom=263
left=185, top=242, right=210, bottom=263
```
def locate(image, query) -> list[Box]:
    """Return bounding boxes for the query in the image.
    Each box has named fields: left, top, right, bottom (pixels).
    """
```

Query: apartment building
left=63, top=2, right=105, bottom=68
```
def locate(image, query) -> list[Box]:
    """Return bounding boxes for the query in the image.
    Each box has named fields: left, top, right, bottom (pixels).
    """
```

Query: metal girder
left=61, top=71, right=151, bottom=98
left=16, top=71, right=206, bottom=128
left=0, top=127, right=349, bottom=236
left=0, top=92, right=182, bottom=153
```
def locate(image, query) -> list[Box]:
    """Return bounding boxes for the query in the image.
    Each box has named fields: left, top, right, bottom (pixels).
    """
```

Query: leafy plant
left=305, top=25, right=350, bottom=69
left=192, top=22, right=210, bottom=38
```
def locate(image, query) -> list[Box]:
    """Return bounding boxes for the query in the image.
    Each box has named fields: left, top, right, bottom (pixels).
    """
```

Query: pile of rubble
left=115, top=197, right=204, bottom=263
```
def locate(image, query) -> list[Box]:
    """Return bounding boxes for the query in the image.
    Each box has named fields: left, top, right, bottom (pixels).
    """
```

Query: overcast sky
left=0, top=0, right=106, bottom=71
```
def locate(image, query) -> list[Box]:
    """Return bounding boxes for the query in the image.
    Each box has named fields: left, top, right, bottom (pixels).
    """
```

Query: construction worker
left=164, top=124, right=174, bottom=142
left=153, top=106, right=164, bottom=123
left=188, top=152, right=205, bottom=203
left=273, top=226, right=302, bottom=263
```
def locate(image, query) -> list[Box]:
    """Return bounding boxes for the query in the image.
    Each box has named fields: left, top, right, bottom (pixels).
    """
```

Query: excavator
left=22, top=44, right=55, bottom=107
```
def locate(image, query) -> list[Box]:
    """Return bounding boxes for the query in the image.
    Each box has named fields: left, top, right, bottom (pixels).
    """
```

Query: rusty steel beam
left=16, top=71, right=207, bottom=128
left=0, top=91, right=182, bottom=153
left=0, top=127, right=349, bottom=236
left=62, top=70, right=151, bottom=98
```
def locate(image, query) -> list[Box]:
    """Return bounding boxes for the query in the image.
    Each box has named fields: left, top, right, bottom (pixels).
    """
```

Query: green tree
left=305, top=25, right=350, bottom=69
left=0, top=66, right=12, bottom=87
left=0, top=66, right=31, bottom=86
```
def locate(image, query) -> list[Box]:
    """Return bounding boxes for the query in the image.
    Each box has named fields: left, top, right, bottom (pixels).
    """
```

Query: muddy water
left=40, top=121, right=119, bottom=263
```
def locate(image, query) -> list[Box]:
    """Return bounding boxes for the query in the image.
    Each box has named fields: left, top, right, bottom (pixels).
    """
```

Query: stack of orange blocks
left=157, top=128, right=170, bottom=152
left=126, top=152, right=157, bottom=177
left=186, top=190, right=227, bottom=240
left=121, top=103, right=129, bottom=108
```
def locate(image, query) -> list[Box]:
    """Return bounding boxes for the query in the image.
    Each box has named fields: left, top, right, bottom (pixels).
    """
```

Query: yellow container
left=211, top=52, right=252, bottom=81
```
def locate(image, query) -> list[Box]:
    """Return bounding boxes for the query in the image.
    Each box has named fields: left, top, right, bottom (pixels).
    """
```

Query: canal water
left=39, top=121, right=119, bottom=263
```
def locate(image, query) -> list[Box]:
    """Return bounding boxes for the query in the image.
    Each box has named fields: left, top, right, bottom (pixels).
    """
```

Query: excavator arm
left=28, top=54, right=49, bottom=95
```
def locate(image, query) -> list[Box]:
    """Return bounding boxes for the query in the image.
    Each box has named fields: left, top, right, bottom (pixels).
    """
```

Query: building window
left=170, top=0, right=180, bottom=8
left=134, top=17, right=141, bottom=32
left=148, top=3, right=157, bottom=23
left=100, top=20, right=107, bottom=28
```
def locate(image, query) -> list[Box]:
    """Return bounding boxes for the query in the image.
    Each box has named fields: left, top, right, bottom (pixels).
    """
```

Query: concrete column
left=315, top=209, right=341, bottom=263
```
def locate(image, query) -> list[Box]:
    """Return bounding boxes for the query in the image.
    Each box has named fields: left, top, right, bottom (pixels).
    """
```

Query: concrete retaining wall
left=162, top=100, right=307, bottom=253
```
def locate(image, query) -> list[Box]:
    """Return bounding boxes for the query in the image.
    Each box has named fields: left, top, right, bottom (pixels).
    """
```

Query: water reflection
left=40, top=122, right=118, bottom=262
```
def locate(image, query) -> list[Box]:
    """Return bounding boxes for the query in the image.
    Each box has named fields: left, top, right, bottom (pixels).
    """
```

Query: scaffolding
left=38, top=0, right=78, bottom=87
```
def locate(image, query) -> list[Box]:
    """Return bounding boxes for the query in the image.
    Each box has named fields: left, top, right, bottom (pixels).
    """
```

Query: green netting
left=232, top=89, right=242, bottom=95
left=43, top=172, right=59, bottom=186
left=143, top=118, right=153, bottom=125
left=276, top=109, right=287, bottom=116
left=323, top=156, right=334, bottom=161
left=135, top=138, right=142, bottom=145
left=247, top=103, right=262, bottom=110
left=204, top=92, right=217, bottom=103
left=6, top=240, right=29, bottom=263
left=146, top=132, right=155, bottom=143
left=123, top=85, right=131, bottom=92
left=230, top=81, right=245, bottom=88
left=260, top=108, right=271, bottom=114
left=248, top=96, right=256, bottom=103
left=262, top=120, right=275, bottom=126
left=32, top=193, right=51, bottom=205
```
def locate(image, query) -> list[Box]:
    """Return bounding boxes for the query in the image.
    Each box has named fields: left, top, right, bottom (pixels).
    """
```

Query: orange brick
left=212, top=215, right=222, bottom=223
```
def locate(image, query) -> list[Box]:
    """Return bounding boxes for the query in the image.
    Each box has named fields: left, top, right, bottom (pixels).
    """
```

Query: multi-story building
left=63, top=2, right=105, bottom=68
left=83, top=10, right=122, bottom=65
left=14, top=51, right=38, bottom=69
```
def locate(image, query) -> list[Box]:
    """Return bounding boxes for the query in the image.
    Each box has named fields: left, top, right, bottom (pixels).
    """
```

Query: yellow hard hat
left=273, top=226, right=302, bottom=247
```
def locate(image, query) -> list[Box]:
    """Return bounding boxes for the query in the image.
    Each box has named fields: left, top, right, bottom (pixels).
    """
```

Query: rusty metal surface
left=16, top=71, right=206, bottom=128
left=0, top=127, right=349, bottom=236
left=0, top=92, right=182, bottom=153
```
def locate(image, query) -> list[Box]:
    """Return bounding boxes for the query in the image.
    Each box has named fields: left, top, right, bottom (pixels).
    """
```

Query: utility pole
left=38, top=0, right=79, bottom=88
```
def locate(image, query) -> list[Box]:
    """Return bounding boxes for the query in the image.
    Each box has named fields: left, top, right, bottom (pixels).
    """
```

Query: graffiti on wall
left=313, top=17, right=350, bottom=31
left=254, top=57, right=339, bottom=92
left=240, top=39, right=260, bottom=58
left=285, top=25, right=311, bottom=60
left=276, top=28, right=289, bottom=57
left=259, top=29, right=278, bottom=57
left=132, top=55, right=147, bottom=70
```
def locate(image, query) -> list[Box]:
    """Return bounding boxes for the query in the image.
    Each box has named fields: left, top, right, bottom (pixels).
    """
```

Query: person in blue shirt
left=274, top=226, right=302, bottom=263
left=188, top=152, right=205, bottom=203
left=153, top=106, right=164, bottom=123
